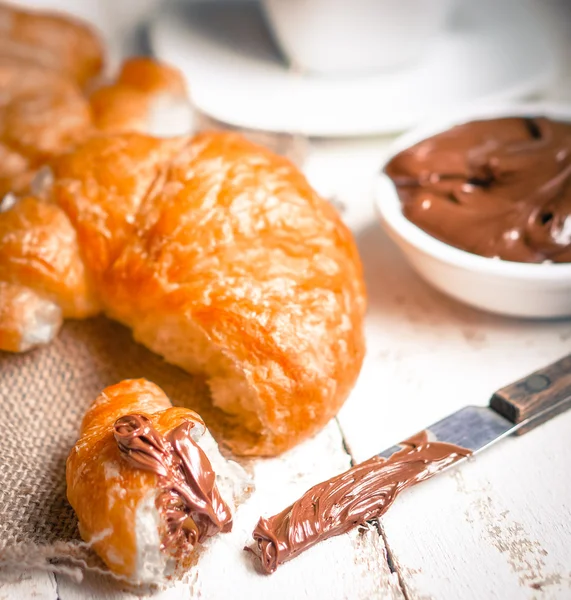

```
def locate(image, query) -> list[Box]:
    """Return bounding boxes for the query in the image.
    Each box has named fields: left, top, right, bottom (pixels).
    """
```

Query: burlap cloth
left=0, top=316, right=216, bottom=579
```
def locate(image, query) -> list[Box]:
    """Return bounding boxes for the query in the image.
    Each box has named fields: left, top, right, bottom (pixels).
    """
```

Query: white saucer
left=149, top=0, right=557, bottom=137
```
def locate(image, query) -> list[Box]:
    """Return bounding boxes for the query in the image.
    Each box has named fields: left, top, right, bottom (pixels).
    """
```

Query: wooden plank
left=0, top=571, right=57, bottom=600
left=56, top=573, right=188, bottom=600
left=55, top=423, right=404, bottom=600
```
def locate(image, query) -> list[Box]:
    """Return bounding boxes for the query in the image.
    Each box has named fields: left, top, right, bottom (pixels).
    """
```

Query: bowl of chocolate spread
left=376, top=104, right=571, bottom=319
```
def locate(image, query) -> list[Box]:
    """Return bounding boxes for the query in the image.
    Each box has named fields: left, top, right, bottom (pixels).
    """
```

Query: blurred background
left=9, top=0, right=571, bottom=215
left=8, top=0, right=571, bottom=136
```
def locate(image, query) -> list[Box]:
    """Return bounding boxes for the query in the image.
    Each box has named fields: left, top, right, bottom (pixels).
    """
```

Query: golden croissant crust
left=1, top=131, right=366, bottom=456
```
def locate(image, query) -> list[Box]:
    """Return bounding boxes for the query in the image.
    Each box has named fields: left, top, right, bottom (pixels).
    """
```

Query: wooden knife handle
left=490, top=353, right=571, bottom=435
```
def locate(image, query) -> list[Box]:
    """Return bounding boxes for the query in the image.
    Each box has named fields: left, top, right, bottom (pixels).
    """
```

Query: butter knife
left=248, top=353, right=571, bottom=574
left=379, top=353, right=571, bottom=461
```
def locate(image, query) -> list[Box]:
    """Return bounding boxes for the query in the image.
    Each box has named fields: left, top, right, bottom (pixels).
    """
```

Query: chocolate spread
left=384, top=117, right=571, bottom=263
left=249, top=431, right=471, bottom=574
left=114, top=414, right=232, bottom=557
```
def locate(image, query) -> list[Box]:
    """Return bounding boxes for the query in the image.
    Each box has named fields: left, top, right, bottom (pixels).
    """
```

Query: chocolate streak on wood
left=248, top=431, right=471, bottom=574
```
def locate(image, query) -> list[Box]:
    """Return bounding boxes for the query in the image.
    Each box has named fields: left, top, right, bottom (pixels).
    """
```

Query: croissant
left=0, top=56, right=191, bottom=198
left=66, top=378, right=247, bottom=583
left=0, top=131, right=366, bottom=455
left=89, top=57, right=191, bottom=137
left=0, top=2, right=104, bottom=88
left=0, top=193, right=98, bottom=352
left=0, top=3, right=190, bottom=197
left=0, top=58, right=93, bottom=197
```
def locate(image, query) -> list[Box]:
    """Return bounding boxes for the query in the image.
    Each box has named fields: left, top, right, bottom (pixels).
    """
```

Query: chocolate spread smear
left=114, top=414, right=232, bottom=557
left=384, top=117, right=571, bottom=263
left=248, top=431, right=471, bottom=574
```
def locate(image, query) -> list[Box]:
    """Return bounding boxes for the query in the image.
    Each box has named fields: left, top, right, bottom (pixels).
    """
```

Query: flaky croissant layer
left=0, top=131, right=366, bottom=456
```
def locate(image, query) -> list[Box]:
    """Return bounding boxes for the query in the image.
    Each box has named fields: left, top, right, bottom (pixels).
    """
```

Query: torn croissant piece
left=66, top=379, right=248, bottom=583
left=0, top=131, right=366, bottom=456
left=0, top=1, right=104, bottom=88
left=89, top=57, right=193, bottom=137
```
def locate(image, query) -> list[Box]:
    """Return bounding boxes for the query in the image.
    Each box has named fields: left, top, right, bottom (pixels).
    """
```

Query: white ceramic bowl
left=375, top=103, right=571, bottom=319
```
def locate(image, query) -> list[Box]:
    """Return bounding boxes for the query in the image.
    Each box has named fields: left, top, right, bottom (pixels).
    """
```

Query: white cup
left=261, top=0, right=455, bottom=76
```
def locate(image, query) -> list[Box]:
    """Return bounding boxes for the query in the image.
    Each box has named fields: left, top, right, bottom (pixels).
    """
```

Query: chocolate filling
left=384, top=117, right=571, bottom=263
left=248, top=431, right=471, bottom=574
left=114, top=414, right=232, bottom=557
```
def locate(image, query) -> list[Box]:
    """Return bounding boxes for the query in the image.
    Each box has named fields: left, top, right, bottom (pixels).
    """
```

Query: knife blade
left=378, top=353, right=571, bottom=461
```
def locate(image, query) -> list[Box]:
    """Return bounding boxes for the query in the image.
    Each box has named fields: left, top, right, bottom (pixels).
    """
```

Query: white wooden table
left=2, top=2, right=571, bottom=599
